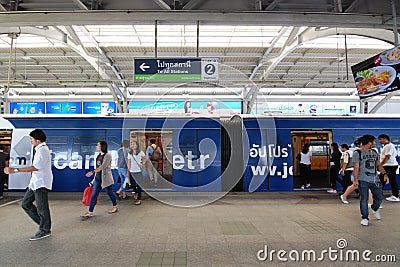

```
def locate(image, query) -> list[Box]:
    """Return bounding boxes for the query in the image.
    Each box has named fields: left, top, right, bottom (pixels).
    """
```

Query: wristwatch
left=14, top=168, right=19, bottom=173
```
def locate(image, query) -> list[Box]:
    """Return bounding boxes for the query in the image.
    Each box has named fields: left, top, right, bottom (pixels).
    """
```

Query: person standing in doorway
left=0, top=145, right=9, bottom=200
left=327, top=142, right=343, bottom=194
left=4, top=129, right=53, bottom=240
left=146, top=139, right=162, bottom=186
left=378, top=134, right=400, bottom=202
left=115, top=139, right=130, bottom=200
left=299, top=143, right=312, bottom=189
left=127, top=141, right=146, bottom=205
left=353, top=134, right=388, bottom=226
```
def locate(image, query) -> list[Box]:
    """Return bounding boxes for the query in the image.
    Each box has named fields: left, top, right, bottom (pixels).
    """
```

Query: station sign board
left=351, top=45, right=400, bottom=99
left=134, top=58, right=218, bottom=82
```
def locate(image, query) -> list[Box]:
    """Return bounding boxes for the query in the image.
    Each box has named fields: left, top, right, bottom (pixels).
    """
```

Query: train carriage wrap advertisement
left=351, top=45, right=400, bottom=99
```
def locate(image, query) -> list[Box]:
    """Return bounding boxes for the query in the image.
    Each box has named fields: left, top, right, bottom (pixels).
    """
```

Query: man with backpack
left=353, top=134, right=388, bottom=226
left=146, top=139, right=162, bottom=186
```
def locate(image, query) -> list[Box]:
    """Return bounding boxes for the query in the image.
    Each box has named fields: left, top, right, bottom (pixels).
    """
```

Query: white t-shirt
left=128, top=151, right=145, bottom=173
left=29, top=142, right=53, bottom=190
left=380, top=143, right=398, bottom=166
left=300, top=151, right=312, bottom=165
left=341, top=150, right=354, bottom=171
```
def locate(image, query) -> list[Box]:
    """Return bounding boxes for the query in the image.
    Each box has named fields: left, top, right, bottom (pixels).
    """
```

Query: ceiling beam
left=265, top=0, right=281, bottom=11
left=0, top=11, right=397, bottom=29
left=0, top=4, right=7, bottom=12
left=152, top=0, right=171, bottom=10
left=70, top=26, right=126, bottom=110
left=72, top=0, right=89, bottom=10
left=344, top=0, right=361, bottom=13
left=182, top=0, right=205, bottom=10
left=249, top=26, right=289, bottom=80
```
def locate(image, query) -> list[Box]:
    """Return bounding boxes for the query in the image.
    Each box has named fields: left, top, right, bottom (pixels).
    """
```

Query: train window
left=46, top=136, right=69, bottom=163
left=72, top=136, right=104, bottom=167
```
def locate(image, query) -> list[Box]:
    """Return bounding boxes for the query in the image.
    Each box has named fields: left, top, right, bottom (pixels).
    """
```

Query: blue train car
left=1, top=114, right=399, bottom=193
left=242, top=115, right=400, bottom=192
left=2, top=115, right=221, bottom=193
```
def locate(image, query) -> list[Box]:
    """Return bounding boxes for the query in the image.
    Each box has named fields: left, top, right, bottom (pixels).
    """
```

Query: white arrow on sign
left=139, top=62, right=150, bottom=72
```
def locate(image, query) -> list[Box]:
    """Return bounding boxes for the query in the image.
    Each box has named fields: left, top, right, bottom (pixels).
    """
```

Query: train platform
left=0, top=191, right=399, bottom=267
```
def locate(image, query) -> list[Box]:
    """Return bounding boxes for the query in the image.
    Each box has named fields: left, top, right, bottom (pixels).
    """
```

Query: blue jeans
left=359, top=180, right=383, bottom=220
left=21, top=188, right=51, bottom=234
left=117, top=167, right=128, bottom=192
left=130, top=172, right=143, bottom=200
left=89, top=178, right=117, bottom=212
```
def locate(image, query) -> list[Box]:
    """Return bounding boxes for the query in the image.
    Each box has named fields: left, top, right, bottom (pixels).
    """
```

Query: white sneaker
left=373, top=210, right=381, bottom=220
left=386, top=195, right=400, bottom=202
left=360, top=219, right=369, bottom=226
left=327, top=189, right=337, bottom=194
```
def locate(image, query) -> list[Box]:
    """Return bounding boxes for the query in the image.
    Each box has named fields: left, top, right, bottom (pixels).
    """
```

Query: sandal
left=135, top=200, right=141, bottom=205
left=108, top=206, right=118, bottom=214
left=80, top=212, right=93, bottom=220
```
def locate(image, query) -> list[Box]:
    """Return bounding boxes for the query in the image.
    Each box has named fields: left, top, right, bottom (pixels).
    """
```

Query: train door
left=129, top=130, right=173, bottom=190
left=291, top=131, right=332, bottom=189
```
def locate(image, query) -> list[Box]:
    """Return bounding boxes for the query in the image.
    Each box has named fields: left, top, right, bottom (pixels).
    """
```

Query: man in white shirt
left=378, top=134, right=400, bottom=202
left=4, top=129, right=53, bottom=240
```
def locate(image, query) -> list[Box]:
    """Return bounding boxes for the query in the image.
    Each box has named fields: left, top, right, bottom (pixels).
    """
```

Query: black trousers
left=330, top=166, right=342, bottom=190
left=379, top=165, right=399, bottom=198
left=21, top=188, right=51, bottom=233
left=0, top=173, right=5, bottom=196
left=300, top=163, right=311, bottom=185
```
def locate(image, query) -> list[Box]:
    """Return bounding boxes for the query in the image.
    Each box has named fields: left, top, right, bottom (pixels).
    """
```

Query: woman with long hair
left=300, top=143, right=312, bottom=189
left=81, top=140, right=118, bottom=218
left=127, top=141, right=146, bottom=205
left=327, top=142, right=344, bottom=194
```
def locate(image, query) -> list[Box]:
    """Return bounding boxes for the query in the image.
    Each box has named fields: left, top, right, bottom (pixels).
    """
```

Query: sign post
left=134, top=58, right=219, bottom=82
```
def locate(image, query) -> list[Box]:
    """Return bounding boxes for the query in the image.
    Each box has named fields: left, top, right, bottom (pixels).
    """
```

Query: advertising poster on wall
left=83, top=102, right=117, bottom=114
left=128, top=101, right=241, bottom=116
left=252, top=101, right=360, bottom=115
left=10, top=102, right=45, bottom=114
left=351, top=46, right=400, bottom=99
left=46, top=102, right=82, bottom=114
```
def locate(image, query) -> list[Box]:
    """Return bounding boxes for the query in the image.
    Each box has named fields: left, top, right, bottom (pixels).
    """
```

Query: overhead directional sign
left=134, top=58, right=219, bottom=82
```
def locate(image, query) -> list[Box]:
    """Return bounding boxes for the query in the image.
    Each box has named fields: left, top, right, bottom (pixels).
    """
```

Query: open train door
left=0, top=118, right=34, bottom=189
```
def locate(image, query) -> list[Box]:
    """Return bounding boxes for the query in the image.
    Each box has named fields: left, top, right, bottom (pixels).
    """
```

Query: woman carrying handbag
left=81, top=140, right=118, bottom=219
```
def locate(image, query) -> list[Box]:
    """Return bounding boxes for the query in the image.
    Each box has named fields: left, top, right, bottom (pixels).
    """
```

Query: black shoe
left=29, top=231, right=51, bottom=241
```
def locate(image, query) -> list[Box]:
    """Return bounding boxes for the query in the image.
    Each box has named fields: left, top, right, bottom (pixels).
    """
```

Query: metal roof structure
left=0, top=0, right=399, bottom=112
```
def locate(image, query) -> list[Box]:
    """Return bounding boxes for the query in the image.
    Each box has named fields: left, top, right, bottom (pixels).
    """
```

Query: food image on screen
left=386, top=47, right=400, bottom=61
left=356, top=66, right=395, bottom=96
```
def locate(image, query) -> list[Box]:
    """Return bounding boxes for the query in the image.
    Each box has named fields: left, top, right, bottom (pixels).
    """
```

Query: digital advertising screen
left=83, top=102, right=117, bottom=114
left=128, top=101, right=241, bottom=115
left=46, top=102, right=82, bottom=114
left=351, top=45, right=400, bottom=99
left=252, top=101, right=360, bottom=115
left=10, top=102, right=45, bottom=114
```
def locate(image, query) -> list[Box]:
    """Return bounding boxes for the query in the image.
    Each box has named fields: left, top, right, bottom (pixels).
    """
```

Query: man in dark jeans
left=4, top=129, right=53, bottom=240
left=0, top=145, right=9, bottom=200
left=353, top=134, right=388, bottom=226
left=378, top=134, right=400, bottom=202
